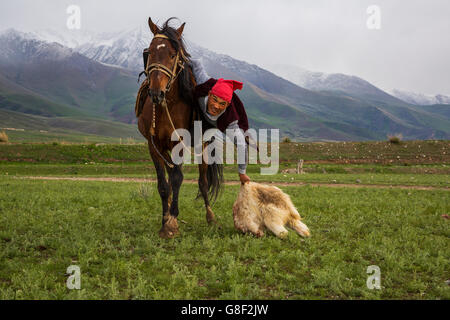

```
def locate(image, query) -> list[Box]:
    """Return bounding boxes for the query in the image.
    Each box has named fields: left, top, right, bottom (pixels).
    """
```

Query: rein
left=145, top=34, right=190, bottom=169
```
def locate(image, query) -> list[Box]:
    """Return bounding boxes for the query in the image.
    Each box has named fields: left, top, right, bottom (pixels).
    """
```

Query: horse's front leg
left=148, top=143, right=178, bottom=238
left=167, top=163, right=183, bottom=226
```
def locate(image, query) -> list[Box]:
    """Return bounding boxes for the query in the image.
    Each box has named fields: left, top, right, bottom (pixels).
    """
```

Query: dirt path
left=15, top=176, right=448, bottom=191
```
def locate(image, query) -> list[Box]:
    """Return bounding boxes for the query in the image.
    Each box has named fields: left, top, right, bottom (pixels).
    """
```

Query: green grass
left=2, top=130, right=138, bottom=144
left=1, top=163, right=448, bottom=188
left=0, top=109, right=145, bottom=143
left=0, top=176, right=448, bottom=299
left=0, top=140, right=448, bottom=299
left=0, top=140, right=448, bottom=164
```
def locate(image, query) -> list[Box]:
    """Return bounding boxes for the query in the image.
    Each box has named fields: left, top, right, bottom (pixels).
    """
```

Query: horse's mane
left=159, top=17, right=194, bottom=104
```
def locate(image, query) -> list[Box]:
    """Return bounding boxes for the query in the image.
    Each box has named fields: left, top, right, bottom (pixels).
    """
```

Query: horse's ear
left=148, top=17, right=160, bottom=35
left=176, top=22, right=186, bottom=38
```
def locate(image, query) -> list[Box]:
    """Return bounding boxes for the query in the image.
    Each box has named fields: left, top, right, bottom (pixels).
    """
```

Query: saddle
left=135, top=79, right=149, bottom=118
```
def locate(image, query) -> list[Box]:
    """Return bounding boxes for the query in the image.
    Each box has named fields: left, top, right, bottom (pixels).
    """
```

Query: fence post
left=297, top=159, right=304, bottom=174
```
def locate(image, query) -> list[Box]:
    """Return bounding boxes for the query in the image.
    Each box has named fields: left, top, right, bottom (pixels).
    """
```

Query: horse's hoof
left=158, top=226, right=180, bottom=239
left=206, top=216, right=217, bottom=225
left=206, top=206, right=217, bottom=225
left=159, top=228, right=178, bottom=239
left=159, top=216, right=180, bottom=239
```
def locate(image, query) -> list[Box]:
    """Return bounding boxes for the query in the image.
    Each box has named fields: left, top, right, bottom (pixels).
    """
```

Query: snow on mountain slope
left=266, top=63, right=407, bottom=106
left=265, top=64, right=329, bottom=89
left=31, top=27, right=151, bottom=71
left=2, top=27, right=449, bottom=140
left=391, top=89, right=450, bottom=105
left=21, top=27, right=450, bottom=108
left=0, top=29, right=138, bottom=121
left=0, top=29, right=78, bottom=63
left=31, top=29, right=95, bottom=48
left=76, top=27, right=150, bottom=71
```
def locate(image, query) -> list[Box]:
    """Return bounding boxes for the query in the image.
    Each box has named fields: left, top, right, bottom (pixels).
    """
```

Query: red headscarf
left=209, top=78, right=243, bottom=103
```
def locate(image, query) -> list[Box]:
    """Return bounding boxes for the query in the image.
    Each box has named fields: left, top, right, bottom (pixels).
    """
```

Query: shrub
left=281, top=136, right=291, bottom=143
left=388, top=134, right=402, bottom=144
left=0, top=131, right=8, bottom=143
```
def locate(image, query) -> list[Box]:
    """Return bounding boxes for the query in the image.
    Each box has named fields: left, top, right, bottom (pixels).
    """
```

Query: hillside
left=192, top=44, right=450, bottom=140
left=0, top=109, right=143, bottom=143
left=0, top=29, right=139, bottom=123
left=1, top=28, right=449, bottom=142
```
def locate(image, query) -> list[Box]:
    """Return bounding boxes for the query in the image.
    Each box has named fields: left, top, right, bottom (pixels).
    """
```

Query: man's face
left=207, top=92, right=230, bottom=116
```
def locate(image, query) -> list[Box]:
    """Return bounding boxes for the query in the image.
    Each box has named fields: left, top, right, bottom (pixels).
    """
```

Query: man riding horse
left=136, top=17, right=251, bottom=238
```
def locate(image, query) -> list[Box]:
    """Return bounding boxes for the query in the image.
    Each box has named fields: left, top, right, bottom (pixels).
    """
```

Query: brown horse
left=137, top=17, right=223, bottom=239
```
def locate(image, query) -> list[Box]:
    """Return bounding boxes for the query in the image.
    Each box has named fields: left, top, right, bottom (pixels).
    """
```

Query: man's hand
left=239, top=173, right=251, bottom=185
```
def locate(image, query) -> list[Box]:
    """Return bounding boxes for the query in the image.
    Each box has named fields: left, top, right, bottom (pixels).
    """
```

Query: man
left=191, top=58, right=251, bottom=185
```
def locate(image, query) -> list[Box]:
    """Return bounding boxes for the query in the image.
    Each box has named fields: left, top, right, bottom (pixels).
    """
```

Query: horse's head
left=146, top=17, right=187, bottom=105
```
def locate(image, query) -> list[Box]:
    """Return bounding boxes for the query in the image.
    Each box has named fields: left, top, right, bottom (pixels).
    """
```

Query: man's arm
left=226, top=121, right=250, bottom=184
left=191, top=58, right=210, bottom=85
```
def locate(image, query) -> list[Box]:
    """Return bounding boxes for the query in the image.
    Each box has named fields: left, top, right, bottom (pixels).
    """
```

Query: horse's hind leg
left=198, top=162, right=216, bottom=224
left=148, top=143, right=178, bottom=238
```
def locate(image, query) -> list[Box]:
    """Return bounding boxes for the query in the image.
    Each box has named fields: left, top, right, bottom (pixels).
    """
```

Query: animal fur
left=232, top=182, right=310, bottom=239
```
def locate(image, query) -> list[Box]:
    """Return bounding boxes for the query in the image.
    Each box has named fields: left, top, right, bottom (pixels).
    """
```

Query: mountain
left=1, top=27, right=449, bottom=141
left=76, top=27, right=150, bottom=71
left=390, top=89, right=450, bottom=106
left=31, top=28, right=95, bottom=48
left=266, top=64, right=410, bottom=107
left=0, top=29, right=139, bottom=124
left=32, top=27, right=150, bottom=72
left=187, top=45, right=450, bottom=140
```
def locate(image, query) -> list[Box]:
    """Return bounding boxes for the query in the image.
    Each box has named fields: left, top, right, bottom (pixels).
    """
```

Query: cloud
left=1, top=0, right=449, bottom=93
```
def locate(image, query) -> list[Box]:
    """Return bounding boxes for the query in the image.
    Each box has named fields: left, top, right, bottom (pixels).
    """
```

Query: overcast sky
left=1, top=0, right=449, bottom=94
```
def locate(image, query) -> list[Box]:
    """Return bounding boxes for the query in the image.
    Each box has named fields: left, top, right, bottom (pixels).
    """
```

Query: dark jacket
left=194, top=78, right=249, bottom=133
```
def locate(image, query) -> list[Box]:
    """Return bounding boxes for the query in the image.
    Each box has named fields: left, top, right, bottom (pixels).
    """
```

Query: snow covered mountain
left=266, top=64, right=334, bottom=90
left=31, top=27, right=150, bottom=71
left=2, top=27, right=449, bottom=141
left=390, top=89, right=450, bottom=106
left=31, top=28, right=95, bottom=49
left=76, top=27, right=150, bottom=71
left=0, top=29, right=78, bottom=63
left=23, top=27, right=450, bottom=108
left=266, top=64, right=408, bottom=106
left=0, top=29, right=138, bottom=122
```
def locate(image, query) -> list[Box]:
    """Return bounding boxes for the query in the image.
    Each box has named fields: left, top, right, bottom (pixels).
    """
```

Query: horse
left=137, top=17, right=223, bottom=239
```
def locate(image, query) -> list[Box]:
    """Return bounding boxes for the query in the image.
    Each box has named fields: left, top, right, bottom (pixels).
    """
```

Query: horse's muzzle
left=149, top=89, right=166, bottom=105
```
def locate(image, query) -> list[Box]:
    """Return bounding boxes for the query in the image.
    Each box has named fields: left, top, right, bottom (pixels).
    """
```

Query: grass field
left=0, top=140, right=448, bottom=164
left=0, top=177, right=449, bottom=299
left=1, top=163, right=449, bottom=188
left=0, top=141, right=449, bottom=299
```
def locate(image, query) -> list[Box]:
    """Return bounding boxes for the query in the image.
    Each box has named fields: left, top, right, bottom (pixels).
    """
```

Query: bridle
left=145, top=34, right=189, bottom=95
left=144, top=33, right=190, bottom=168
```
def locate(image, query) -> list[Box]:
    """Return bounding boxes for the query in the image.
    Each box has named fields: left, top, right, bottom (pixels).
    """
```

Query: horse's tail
left=206, top=162, right=223, bottom=203
left=196, top=162, right=224, bottom=204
